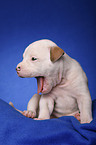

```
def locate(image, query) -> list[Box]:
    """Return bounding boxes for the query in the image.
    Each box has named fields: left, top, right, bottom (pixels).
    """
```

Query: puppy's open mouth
left=36, top=77, right=44, bottom=94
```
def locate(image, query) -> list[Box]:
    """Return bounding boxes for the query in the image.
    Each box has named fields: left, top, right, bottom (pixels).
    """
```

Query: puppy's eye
left=32, top=57, right=37, bottom=61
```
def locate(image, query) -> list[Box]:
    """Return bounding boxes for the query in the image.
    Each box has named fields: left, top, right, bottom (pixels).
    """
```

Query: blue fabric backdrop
left=0, top=99, right=96, bottom=145
left=0, top=0, right=96, bottom=144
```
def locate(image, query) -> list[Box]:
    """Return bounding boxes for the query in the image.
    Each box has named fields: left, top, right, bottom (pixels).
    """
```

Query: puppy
left=12, top=39, right=92, bottom=123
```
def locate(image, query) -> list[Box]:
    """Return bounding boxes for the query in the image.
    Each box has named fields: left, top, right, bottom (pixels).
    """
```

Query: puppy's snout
left=16, top=66, right=21, bottom=71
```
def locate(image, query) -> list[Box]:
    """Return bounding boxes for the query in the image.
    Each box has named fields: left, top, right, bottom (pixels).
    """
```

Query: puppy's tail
left=9, top=102, right=23, bottom=114
left=9, top=102, right=15, bottom=108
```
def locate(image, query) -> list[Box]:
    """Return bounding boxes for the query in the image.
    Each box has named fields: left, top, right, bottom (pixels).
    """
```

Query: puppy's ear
left=50, top=46, right=65, bottom=62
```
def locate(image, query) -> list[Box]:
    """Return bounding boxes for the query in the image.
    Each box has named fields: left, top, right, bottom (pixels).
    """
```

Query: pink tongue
left=37, top=77, right=44, bottom=94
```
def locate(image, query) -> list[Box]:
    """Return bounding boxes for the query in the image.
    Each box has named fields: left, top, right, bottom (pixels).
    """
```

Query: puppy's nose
left=16, top=66, right=21, bottom=71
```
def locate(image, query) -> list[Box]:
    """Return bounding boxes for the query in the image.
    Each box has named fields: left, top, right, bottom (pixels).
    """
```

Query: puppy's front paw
left=81, top=117, right=92, bottom=124
left=22, top=110, right=36, bottom=118
left=34, top=118, right=44, bottom=120
left=34, top=117, right=49, bottom=120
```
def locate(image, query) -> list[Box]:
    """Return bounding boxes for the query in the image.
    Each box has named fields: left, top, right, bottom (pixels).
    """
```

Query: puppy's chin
left=19, top=75, right=25, bottom=78
left=17, top=72, right=25, bottom=78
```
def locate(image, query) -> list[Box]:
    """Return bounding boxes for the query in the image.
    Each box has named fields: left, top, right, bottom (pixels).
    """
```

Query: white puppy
left=14, top=39, right=92, bottom=123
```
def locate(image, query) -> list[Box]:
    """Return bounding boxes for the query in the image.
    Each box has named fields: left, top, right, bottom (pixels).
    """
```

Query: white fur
left=16, top=39, right=92, bottom=123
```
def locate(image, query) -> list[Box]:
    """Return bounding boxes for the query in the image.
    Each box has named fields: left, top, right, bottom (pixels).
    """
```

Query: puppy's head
left=16, top=39, right=64, bottom=94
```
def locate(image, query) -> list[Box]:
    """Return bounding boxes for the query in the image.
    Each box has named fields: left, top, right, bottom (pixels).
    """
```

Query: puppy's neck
left=50, top=56, right=65, bottom=87
left=56, top=53, right=73, bottom=86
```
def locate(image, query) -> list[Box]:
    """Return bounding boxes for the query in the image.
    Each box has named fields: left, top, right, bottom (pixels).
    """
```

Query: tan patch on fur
left=50, top=46, right=64, bottom=62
